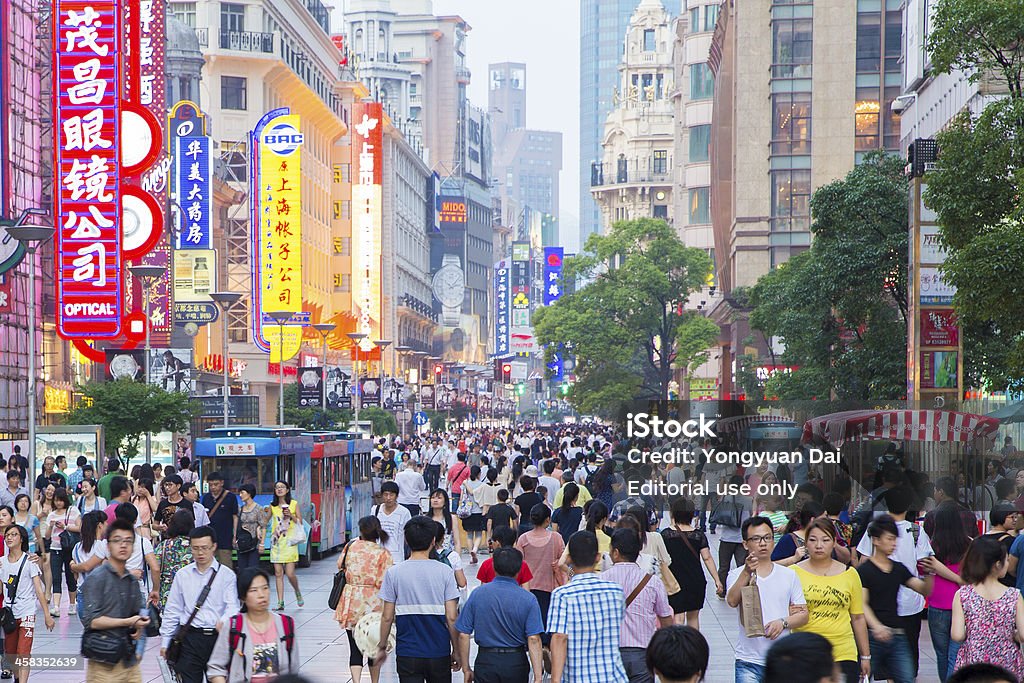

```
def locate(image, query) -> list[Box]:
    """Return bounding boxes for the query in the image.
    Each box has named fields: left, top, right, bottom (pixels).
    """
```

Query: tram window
left=311, top=461, right=322, bottom=495
left=279, top=454, right=295, bottom=486
left=204, top=458, right=275, bottom=495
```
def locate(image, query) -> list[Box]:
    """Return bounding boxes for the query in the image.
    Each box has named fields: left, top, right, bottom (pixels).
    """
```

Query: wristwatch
left=781, top=618, right=789, bottom=630
left=432, top=254, right=465, bottom=327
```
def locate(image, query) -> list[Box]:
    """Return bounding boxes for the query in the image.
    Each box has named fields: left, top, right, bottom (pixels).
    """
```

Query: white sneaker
left=49, top=606, right=60, bottom=617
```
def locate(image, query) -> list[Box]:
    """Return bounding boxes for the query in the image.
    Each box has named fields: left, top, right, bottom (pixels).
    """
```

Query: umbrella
left=986, top=402, right=1024, bottom=424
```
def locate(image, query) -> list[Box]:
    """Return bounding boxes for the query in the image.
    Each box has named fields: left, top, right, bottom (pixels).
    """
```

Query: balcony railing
left=219, top=30, right=274, bottom=53
left=590, top=159, right=673, bottom=187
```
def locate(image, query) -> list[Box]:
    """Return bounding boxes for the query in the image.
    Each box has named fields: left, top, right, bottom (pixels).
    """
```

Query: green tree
left=534, top=218, right=715, bottom=413
left=282, top=383, right=352, bottom=431
left=360, top=407, right=398, bottom=436
left=748, top=152, right=908, bottom=400
left=922, top=0, right=1024, bottom=389
left=65, top=380, right=201, bottom=467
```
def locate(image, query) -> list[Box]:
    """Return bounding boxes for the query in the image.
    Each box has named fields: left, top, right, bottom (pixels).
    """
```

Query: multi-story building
left=590, top=0, right=676, bottom=233
left=580, top=0, right=679, bottom=248
left=489, top=63, right=563, bottom=237
left=174, top=0, right=349, bottom=422
left=707, top=0, right=901, bottom=398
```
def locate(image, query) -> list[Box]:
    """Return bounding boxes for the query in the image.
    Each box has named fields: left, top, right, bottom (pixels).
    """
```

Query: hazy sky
left=432, top=1, right=582, bottom=251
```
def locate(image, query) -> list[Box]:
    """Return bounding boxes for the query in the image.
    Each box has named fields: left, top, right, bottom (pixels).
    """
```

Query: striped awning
left=715, top=413, right=793, bottom=433
left=801, top=409, right=1001, bottom=447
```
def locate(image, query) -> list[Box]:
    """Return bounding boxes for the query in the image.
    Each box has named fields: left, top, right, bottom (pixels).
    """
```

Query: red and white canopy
left=801, top=409, right=1000, bottom=447
left=715, top=413, right=793, bottom=434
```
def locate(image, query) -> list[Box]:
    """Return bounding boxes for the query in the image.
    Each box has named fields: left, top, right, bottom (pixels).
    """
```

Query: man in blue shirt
left=456, top=547, right=544, bottom=683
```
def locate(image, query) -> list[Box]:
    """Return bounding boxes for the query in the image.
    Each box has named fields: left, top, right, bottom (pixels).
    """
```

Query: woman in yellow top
left=267, top=480, right=303, bottom=610
left=792, top=517, right=870, bottom=683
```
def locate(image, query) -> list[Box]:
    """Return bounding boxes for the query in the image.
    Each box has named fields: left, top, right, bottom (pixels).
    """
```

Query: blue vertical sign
left=494, top=261, right=510, bottom=357
left=543, top=247, right=564, bottom=305
left=171, top=101, right=212, bottom=249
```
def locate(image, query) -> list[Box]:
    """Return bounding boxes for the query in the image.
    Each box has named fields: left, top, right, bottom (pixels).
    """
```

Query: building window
left=884, top=11, right=902, bottom=73
left=653, top=150, right=668, bottom=175
left=653, top=204, right=669, bottom=219
left=855, top=87, right=880, bottom=150
left=689, top=187, right=710, bottom=224
left=220, top=2, right=245, bottom=33
left=856, top=12, right=881, bottom=73
left=689, top=7, right=700, bottom=33
left=689, top=124, right=711, bottom=162
left=643, top=29, right=656, bottom=52
left=168, top=2, right=196, bottom=27
left=689, top=63, right=714, bottom=100
left=771, top=170, right=811, bottom=220
left=704, top=4, right=719, bottom=31
left=221, top=76, right=247, bottom=110
left=332, top=163, right=351, bottom=184
left=772, top=19, right=812, bottom=78
left=772, top=93, right=811, bottom=155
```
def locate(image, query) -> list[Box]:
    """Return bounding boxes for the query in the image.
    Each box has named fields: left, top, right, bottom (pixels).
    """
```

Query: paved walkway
left=28, top=532, right=945, bottom=682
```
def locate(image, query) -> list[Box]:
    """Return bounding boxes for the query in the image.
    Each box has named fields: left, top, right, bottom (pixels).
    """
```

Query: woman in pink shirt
left=514, top=503, right=565, bottom=646
left=920, top=504, right=972, bottom=683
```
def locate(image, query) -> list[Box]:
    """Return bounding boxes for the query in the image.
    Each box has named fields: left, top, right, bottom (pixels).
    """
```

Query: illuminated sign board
left=172, top=102, right=211, bottom=250
left=542, top=247, right=563, bottom=306
left=439, top=200, right=467, bottom=224
left=494, top=262, right=510, bottom=357
left=352, top=102, right=383, bottom=349
left=250, top=109, right=303, bottom=361
left=173, top=248, right=215, bottom=303
left=54, top=0, right=123, bottom=339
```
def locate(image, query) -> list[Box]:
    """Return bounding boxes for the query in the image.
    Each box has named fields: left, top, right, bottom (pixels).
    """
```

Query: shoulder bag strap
left=679, top=531, right=703, bottom=561
left=180, top=567, right=219, bottom=632
left=625, top=573, right=653, bottom=607
left=7, top=555, right=28, bottom=609
left=207, top=491, right=228, bottom=520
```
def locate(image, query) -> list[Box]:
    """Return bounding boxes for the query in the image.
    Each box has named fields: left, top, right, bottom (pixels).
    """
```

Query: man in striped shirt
left=548, top=531, right=629, bottom=683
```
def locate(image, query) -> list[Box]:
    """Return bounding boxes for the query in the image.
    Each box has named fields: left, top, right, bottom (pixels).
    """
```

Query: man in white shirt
left=376, top=481, right=412, bottom=564
left=726, top=516, right=808, bottom=683
left=396, top=461, right=427, bottom=517
left=538, top=460, right=561, bottom=508
left=422, top=438, right=445, bottom=492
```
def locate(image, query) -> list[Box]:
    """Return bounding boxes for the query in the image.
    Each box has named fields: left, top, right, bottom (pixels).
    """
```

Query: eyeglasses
left=191, top=545, right=214, bottom=552
left=746, top=534, right=773, bottom=545
left=108, top=538, right=134, bottom=546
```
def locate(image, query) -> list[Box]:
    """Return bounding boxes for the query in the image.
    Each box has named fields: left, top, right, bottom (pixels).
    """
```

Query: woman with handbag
left=662, top=498, right=725, bottom=629
left=268, top=480, right=304, bottom=610
left=333, top=516, right=393, bottom=683
left=44, top=488, right=80, bottom=618
left=2, top=524, right=55, bottom=683
left=236, top=484, right=265, bottom=571
left=207, top=568, right=301, bottom=683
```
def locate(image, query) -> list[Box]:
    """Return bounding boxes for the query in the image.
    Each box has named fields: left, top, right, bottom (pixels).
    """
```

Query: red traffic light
left=502, top=364, right=512, bottom=374
left=434, top=364, right=443, bottom=375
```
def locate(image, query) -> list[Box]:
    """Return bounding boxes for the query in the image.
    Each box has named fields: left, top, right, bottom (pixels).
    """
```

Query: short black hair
left=107, top=457, right=121, bottom=473
left=404, top=515, right=437, bottom=552
left=867, top=514, right=899, bottom=540
left=110, top=476, right=131, bottom=500
left=996, top=478, right=1016, bottom=501
left=530, top=503, right=551, bottom=526
left=991, top=502, right=1019, bottom=528
left=567, top=530, right=599, bottom=568
left=189, top=525, right=218, bottom=546
left=610, top=528, right=642, bottom=562
left=765, top=632, right=835, bottom=683
left=83, top=464, right=95, bottom=474
left=114, top=502, right=139, bottom=525
left=207, top=471, right=224, bottom=483
left=646, top=625, right=709, bottom=682
left=883, top=486, right=914, bottom=515
left=76, top=456, right=88, bottom=468
left=380, top=481, right=400, bottom=495
left=105, top=519, right=136, bottom=542
left=236, top=568, right=271, bottom=612
left=742, top=515, right=775, bottom=541
left=5, top=470, right=18, bottom=482
left=822, top=492, right=845, bottom=516
left=935, top=476, right=957, bottom=499
left=490, top=525, right=518, bottom=548
left=498, top=489, right=509, bottom=502
left=239, top=483, right=257, bottom=498
left=492, top=547, right=523, bottom=578
left=794, top=483, right=823, bottom=504
left=948, top=663, right=1018, bottom=683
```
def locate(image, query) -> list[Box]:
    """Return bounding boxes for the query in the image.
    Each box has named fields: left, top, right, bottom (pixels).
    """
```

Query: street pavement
left=28, top=532, right=945, bottom=682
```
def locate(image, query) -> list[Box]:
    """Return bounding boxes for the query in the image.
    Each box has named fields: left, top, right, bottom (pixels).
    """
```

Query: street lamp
left=210, top=292, right=242, bottom=427
left=312, top=323, right=336, bottom=412
left=6, top=215, right=54, bottom=494
left=347, top=332, right=367, bottom=426
left=266, top=311, right=293, bottom=426
left=129, top=264, right=166, bottom=465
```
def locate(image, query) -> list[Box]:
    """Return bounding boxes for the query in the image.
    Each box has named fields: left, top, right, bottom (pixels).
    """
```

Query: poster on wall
left=325, top=367, right=352, bottom=410
left=921, top=309, right=959, bottom=347
left=920, top=351, right=958, bottom=389
left=382, top=377, right=406, bottom=409
left=359, top=377, right=381, bottom=409
left=148, top=349, right=194, bottom=394
left=105, top=350, right=146, bottom=382
left=298, top=367, right=323, bottom=408
left=419, top=384, right=435, bottom=411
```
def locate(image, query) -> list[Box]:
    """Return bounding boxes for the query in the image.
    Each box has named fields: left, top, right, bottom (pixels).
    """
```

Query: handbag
left=286, top=521, right=307, bottom=547
left=709, top=495, right=744, bottom=529
left=329, top=541, right=352, bottom=611
left=455, top=484, right=474, bottom=520
left=145, top=601, right=162, bottom=638
left=58, top=510, right=81, bottom=552
left=165, top=567, right=219, bottom=667
left=0, top=555, right=28, bottom=634
left=81, top=628, right=130, bottom=664
left=740, top=572, right=766, bottom=637
left=236, top=509, right=258, bottom=554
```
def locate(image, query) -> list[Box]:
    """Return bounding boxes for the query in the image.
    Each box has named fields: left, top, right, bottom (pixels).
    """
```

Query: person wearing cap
left=376, top=481, right=412, bottom=564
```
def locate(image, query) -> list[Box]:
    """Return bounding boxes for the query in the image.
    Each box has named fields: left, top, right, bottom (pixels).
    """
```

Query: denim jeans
left=735, top=659, right=766, bottom=683
left=620, top=647, right=653, bottom=683
left=928, top=606, right=961, bottom=683
left=869, top=632, right=914, bottom=683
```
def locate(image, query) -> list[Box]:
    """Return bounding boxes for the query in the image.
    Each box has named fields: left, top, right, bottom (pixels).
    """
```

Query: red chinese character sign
left=352, top=102, right=383, bottom=352
left=54, top=1, right=124, bottom=338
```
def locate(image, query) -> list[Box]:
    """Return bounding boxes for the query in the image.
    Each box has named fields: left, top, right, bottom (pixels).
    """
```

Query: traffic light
left=434, top=364, right=443, bottom=381
left=560, top=383, right=569, bottom=396
left=515, top=383, right=525, bottom=396
left=502, top=363, right=512, bottom=383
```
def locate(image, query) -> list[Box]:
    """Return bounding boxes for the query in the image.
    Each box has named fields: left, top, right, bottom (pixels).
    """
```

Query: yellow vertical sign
left=259, top=114, right=303, bottom=362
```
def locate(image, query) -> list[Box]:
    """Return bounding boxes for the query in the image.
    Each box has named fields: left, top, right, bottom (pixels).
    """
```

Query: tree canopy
left=65, top=379, right=201, bottom=467
left=748, top=152, right=908, bottom=400
left=533, top=218, right=716, bottom=414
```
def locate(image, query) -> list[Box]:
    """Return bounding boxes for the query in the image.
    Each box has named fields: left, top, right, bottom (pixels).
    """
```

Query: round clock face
left=432, top=265, right=465, bottom=307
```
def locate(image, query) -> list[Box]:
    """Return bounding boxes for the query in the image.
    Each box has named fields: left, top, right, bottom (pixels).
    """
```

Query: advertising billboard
left=251, top=111, right=303, bottom=361
left=494, top=262, right=510, bottom=357
left=148, top=348, right=193, bottom=394
left=325, top=366, right=352, bottom=410
left=542, top=247, right=563, bottom=306
left=297, top=367, right=323, bottom=408
left=921, top=309, right=959, bottom=347
left=54, top=0, right=123, bottom=339
left=921, top=350, right=958, bottom=389
left=173, top=249, right=215, bottom=302
left=359, top=376, right=381, bottom=408
left=105, top=349, right=145, bottom=382
left=172, top=103, right=211, bottom=250
left=352, top=102, right=383, bottom=348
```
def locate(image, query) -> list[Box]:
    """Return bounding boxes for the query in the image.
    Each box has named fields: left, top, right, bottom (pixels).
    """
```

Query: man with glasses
left=725, top=516, right=808, bottom=683
left=159, top=527, right=239, bottom=683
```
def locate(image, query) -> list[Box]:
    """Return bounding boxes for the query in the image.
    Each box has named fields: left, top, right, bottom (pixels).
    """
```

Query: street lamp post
left=129, top=264, right=166, bottom=465
left=312, top=323, right=336, bottom=413
left=6, top=216, right=54, bottom=495
left=266, top=311, right=293, bottom=426
left=210, top=292, right=242, bottom=427
left=347, top=332, right=367, bottom=426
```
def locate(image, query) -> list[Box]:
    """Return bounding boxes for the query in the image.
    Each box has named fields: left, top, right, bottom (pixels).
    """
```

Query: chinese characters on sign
left=352, top=102, right=383, bottom=347
left=494, top=263, right=510, bottom=357
left=542, top=247, right=563, bottom=306
left=919, top=266, right=955, bottom=305
left=921, top=309, right=959, bottom=347
left=173, top=108, right=211, bottom=249
left=509, top=241, right=536, bottom=353
left=54, top=0, right=123, bottom=339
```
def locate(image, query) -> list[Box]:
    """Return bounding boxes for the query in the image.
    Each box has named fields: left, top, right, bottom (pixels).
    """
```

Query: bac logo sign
left=263, top=122, right=304, bottom=156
